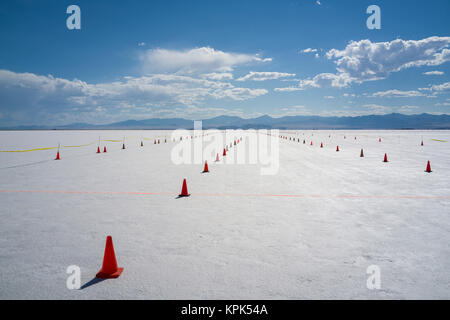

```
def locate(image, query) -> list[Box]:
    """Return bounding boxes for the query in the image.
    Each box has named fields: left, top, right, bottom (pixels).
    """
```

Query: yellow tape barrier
left=0, top=142, right=95, bottom=152
left=0, top=147, right=57, bottom=153
left=0, top=136, right=170, bottom=152
left=63, top=142, right=95, bottom=148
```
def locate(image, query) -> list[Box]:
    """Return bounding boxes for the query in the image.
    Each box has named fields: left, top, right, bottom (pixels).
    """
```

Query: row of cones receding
left=56, top=138, right=171, bottom=160
left=282, top=135, right=424, bottom=144
left=284, top=135, right=432, bottom=173
left=179, top=138, right=242, bottom=197
left=57, top=133, right=223, bottom=160
left=58, top=136, right=212, bottom=280
left=95, top=136, right=236, bottom=279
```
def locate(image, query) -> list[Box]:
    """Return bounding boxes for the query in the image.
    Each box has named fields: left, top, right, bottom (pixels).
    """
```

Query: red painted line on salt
left=0, top=190, right=172, bottom=196
left=0, top=189, right=449, bottom=199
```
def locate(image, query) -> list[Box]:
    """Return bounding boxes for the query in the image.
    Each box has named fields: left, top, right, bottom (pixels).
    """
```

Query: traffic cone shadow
left=80, top=277, right=105, bottom=290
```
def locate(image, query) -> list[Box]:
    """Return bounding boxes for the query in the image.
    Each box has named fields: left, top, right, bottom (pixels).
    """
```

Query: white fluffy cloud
left=140, top=47, right=271, bottom=74
left=201, top=72, right=233, bottom=80
left=274, top=86, right=302, bottom=92
left=423, top=70, right=444, bottom=76
left=300, top=48, right=320, bottom=58
left=299, top=72, right=353, bottom=89
left=424, top=82, right=450, bottom=92
left=397, top=105, right=420, bottom=113
left=419, top=82, right=450, bottom=96
left=327, top=37, right=450, bottom=81
left=278, top=36, right=450, bottom=91
left=273, top=105, right=312, bottom=117
left=237, top=71, right=296, bottom=81
left=0, top=69, right=267, bottom=124
left=301, top=48, right=318, bottom=53
left=361, top=104, right=421, bottom=115
left=273, top=104, right=423, bottom=117
left=371, top=89, right=425, bottom=98
left=434, top=102, right=450, bottom=106
left=362, top=104, right=392, bottom=114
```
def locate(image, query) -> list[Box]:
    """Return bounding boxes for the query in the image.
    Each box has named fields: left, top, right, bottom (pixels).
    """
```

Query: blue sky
left=0, top=0, right=449, bottom=125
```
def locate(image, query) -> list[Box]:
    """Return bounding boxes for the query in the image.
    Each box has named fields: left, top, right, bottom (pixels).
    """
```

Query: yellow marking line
left=431, top=139, right=447, bottom=142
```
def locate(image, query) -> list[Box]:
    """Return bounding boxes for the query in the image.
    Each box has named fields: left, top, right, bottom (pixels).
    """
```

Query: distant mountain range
left=2, top=113, right=450, bottom=130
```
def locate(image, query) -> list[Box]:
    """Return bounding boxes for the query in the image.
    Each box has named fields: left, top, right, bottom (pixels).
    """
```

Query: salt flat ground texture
left=0, top=130, right=449, bottom=299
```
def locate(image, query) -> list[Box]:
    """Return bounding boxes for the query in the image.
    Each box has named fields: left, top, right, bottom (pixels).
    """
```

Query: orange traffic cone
left=96, top=236, right=123, bottom=279
left=179, top=178, right=190, bottom=197
left=215, top=153, right=219, bottom=162
left=310, top=141, right=313, bottom=146
left=55, top=151, right=61, bottom=160
left=320, top=142, right=323, bottom=148
left=223, top=148, right=227, bottom=156
left=383, top=153, right=388, bottom=162
left=97, top=146, right=101, bottom=154
left=360, top=149, right=364, bottom=157
left=104, top=146, right=107, bottom=153
left=425, top=161, right=432, bottom=173
left=336, top=146, right=339, bottom=152
left=202, top=161, right=209, bottom=173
